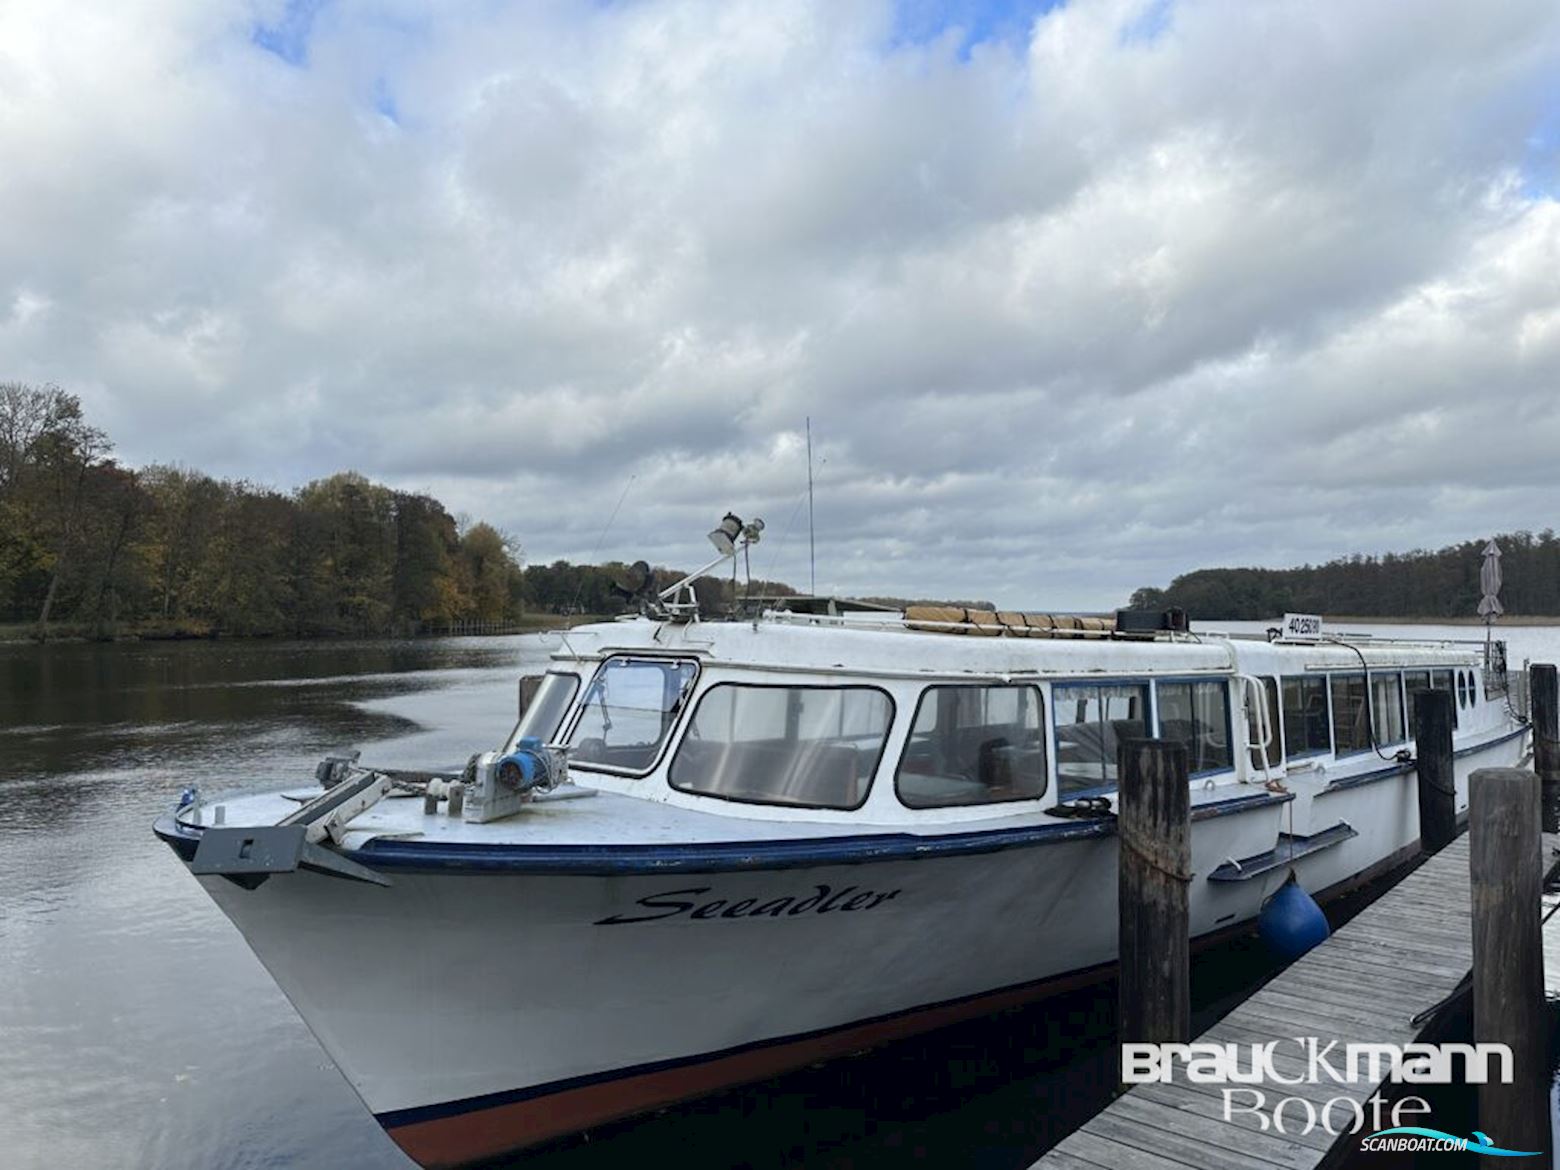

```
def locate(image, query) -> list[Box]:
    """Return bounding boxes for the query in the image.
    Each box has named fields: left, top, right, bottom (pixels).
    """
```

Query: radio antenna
left=806, top=417, right=816, bottom=596
left=567, top=473, right=636, bottom=623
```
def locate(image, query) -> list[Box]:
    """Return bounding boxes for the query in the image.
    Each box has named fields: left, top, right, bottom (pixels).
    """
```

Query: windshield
left=567, top=657, right=699, bottom=773
left=505, top=672, right=580, bottom=749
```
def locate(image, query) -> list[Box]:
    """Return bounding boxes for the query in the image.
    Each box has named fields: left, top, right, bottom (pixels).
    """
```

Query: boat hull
left=172, top=729, right=1525, bottom=1168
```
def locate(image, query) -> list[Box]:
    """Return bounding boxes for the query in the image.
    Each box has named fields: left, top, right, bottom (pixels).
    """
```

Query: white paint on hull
left=196, top=728, right=1523, bottom=1121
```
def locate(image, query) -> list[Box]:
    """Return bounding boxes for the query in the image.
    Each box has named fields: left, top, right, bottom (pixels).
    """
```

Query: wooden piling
left=1468, top=766, right=1549, bottom=1160
left=1532, top=663, right=1560, bottom=834
left=1413, top=687, right=1458, bottom=855
left=1117, top=738, right=1191, bottom=1051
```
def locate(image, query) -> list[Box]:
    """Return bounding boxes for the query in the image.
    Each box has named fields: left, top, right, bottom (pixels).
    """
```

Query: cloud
left=2, top=0, right=1559, bottom=609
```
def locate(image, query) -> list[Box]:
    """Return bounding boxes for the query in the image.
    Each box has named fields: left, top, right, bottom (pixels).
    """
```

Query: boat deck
left=1028, top=831, right=1560, bottom=1170
left=175, top=776, right=1278, bottom=850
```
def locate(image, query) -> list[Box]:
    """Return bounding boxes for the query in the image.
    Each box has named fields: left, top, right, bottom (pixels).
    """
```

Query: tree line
left=1129, top=531, right=1560, bottom=620
left=0, top=382, right=810, bottom=639
left=0, top=382, right=529, bottom=637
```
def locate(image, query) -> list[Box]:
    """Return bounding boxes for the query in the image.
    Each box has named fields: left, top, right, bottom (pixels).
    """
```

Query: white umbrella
left=1478, top=539, right=1503, bottom=618
left=1478, top=539, right=1502, bottom=664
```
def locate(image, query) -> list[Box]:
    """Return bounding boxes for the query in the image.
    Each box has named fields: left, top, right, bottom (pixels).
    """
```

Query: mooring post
left=1532, top=663, right=1560, bottom=834
left=1117, top=738, right=1191, bottom=1053
left=1413, top=688, right=1458, bottom=854
left=1468, top=766, right=1549, bottom=1160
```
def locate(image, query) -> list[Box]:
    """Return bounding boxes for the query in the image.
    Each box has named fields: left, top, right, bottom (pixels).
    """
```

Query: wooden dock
left=1030, top=834, right=1560, bottom=1170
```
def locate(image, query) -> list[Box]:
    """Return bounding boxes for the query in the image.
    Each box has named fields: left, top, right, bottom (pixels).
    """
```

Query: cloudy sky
left=3, top=0, right=1559, bottom=609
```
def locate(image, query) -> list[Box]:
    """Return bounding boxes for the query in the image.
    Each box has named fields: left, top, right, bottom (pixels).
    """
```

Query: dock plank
left=1030, top=836, right=1486, bottom=1170
left=1106, top=1094, right=1317, bottom=1169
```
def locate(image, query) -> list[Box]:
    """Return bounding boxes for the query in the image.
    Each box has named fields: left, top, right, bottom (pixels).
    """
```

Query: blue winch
left=495, top=736, right=556, bottom=793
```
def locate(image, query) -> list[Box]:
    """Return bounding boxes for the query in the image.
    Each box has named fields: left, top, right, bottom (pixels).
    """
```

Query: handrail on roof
left=761, top=609, right=1493, bottom=653
left=763, top=608, right=1196, bottom=641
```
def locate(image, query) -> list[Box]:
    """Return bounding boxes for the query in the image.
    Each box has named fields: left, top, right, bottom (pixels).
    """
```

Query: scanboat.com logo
left=1362, top=1128, right=1539, bottom=1157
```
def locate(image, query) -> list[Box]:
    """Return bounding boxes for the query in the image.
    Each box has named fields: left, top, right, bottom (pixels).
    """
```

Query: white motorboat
left=155, top=521, right=1528, bottom=1167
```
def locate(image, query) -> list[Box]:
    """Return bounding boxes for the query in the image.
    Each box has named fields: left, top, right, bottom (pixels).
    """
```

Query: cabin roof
left=545, top=614, right=1484, bottom=680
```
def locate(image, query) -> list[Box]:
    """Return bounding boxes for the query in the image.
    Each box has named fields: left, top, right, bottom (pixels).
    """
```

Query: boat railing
left=764, top=608, right=1222, bottom=642
left=763, top=608, right=1500, bottom=653
left=763, top=609, right=1141, bottom=639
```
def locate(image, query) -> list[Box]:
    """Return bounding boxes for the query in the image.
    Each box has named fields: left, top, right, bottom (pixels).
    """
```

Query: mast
left=806, top=416, right=816, bottom=596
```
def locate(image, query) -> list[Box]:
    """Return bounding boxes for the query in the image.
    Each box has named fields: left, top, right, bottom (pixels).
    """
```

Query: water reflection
left=0, top=636, right=543, bottom=1170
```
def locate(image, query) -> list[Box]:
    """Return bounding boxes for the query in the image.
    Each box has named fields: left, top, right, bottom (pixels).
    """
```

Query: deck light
left=709, top=513, right=743, bottom=555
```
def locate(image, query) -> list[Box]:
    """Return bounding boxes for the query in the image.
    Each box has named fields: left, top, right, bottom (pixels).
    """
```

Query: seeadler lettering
left=594, top=883, right=902, bottom=925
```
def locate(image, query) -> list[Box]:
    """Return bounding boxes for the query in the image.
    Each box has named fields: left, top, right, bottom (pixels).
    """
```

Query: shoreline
left=0, top=615, right=586, bottom=646
left=1227, top=615, right=1560, bottom=628
left=5, top=612, right=1556, bottom=646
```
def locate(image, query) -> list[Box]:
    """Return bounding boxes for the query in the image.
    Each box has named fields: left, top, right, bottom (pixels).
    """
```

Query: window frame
left=1050, top=677, right=1154, bottom=798
left=1403, top=669, right=1431, bottom=735
left=1368, top=670, right=1407, bottom=747
left=1329, top=671, right=1371, bottom=757
left=507, top=670, right=581, bottom=748
left=1279, top=674, right=1332, bottom=759
left=667, top=680, right=896, bottom=812
left=1153, top=676, right=1236, bottom=778
left=1431, top=668, right=1460, bottom=729
left=563, top=654, right=703, bottom=778
left=894, top=683, right=1049, bottom=810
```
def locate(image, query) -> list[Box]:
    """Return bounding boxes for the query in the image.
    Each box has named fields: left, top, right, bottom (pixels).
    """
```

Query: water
left=0, top=636, right=539, bottom=1170
left=2, top=622, right=1556, bottom=1170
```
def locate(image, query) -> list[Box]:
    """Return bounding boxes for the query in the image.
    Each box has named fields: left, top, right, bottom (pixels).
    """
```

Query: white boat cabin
left=507, top=608, right=1511, bottom=827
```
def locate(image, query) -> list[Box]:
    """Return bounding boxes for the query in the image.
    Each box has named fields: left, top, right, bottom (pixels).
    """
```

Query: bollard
left=1468, top=766, right=1549, bottom=1160
left=1413, top=688, right=1458, bottom=854
left=447, top=780, right=465, bottom=818
left=1532, top=664, right=1559, bottom=834
left=1117, top=738, right=1191, bottom=1052
left=423, top=789, right=439, bottom=815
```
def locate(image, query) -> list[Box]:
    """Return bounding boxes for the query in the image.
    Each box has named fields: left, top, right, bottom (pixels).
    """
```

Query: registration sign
left=1280, top=612, right=1324, bottom=642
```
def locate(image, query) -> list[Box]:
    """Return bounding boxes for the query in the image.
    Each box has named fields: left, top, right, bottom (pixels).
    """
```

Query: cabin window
left=1247, top=677, right=1282, bottom=771
left=1431, top=668, right=1459, bottom=729
left=669, top=684, right=893, bottom=810
left=896, top=685, right=1048, bottom=808
left=1404, top=670, right=1431, bottom=730
left=1369, top=673, right=1406, bottom=745
left=510, top=671, right=580, bottom=745
left=1052, top=682, right=1150, bottom=796
left=1281, top=675, right=1330, bottom=757
left=1156, top=680, right=1232, bottom=774
left=568, top=656, right=700, bottom=774
left=1331, top=673, right=1370, bottom=755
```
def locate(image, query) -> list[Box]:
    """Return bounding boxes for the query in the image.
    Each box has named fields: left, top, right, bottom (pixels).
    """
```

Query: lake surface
left=2, top=622, right=1556, bottom=1170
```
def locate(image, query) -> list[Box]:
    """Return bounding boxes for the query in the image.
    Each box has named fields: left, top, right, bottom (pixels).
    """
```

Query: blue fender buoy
left=1258, top=872, right=1330, bottom=959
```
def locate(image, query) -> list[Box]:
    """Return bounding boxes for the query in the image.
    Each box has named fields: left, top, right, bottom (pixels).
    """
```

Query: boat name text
left=594, top=883, right=902, bottom=926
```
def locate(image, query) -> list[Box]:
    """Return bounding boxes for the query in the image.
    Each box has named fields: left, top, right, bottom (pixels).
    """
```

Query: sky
left=2, top=0, right=1559, bottom=610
